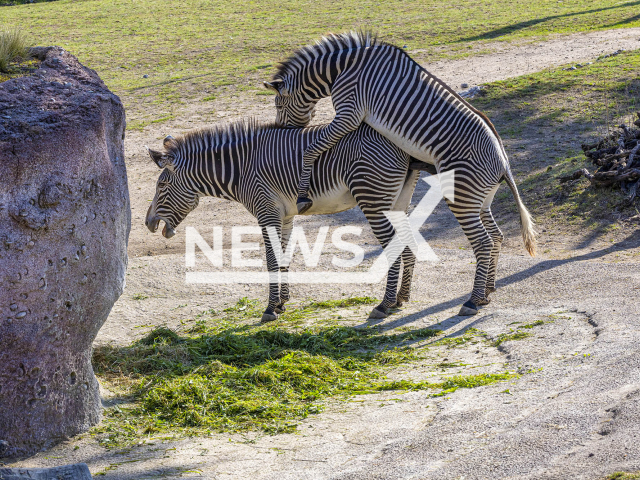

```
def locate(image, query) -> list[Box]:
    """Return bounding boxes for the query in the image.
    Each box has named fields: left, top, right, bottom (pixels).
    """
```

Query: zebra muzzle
left=146, top=215, right=161, bottom=233
left=162, top=221, right=175, bottom=239
left=146, top=214, right=175, bottom=238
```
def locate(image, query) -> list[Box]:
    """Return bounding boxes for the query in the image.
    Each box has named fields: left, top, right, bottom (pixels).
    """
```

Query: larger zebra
left=264, top=31, right=536, bottom=315
left=145, top=120, right=432, bottom=322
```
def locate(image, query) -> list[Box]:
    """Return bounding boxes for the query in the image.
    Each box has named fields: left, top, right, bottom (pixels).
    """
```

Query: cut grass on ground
left=2, top=0, right=639, bottom=121
left=93, top=297, right=515, bottom=447
left=470, top=49, right=640, bottom=229
left=492, top=320, right=546, bottom=347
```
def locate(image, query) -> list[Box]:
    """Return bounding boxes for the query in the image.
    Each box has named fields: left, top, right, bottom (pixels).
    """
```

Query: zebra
left=264, top=31, right=536, bottom=316
left=145, top=119, right=435, bottom=322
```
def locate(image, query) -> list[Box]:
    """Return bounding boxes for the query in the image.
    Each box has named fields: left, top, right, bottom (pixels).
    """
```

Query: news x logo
left=185, top=172, right=455, bottom=284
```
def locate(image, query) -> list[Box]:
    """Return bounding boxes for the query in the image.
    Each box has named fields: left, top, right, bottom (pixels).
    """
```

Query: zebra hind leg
left=480, top=206, right=504, bottom=299
left=447, top=201, right=494, bottom=316
left=363, top=212, right=404, bottom=319
left=395, top=246, right=416, bottom=307
left=369, top=254, right=402, bottom=319
left=460, top=227, right=494, bottom=316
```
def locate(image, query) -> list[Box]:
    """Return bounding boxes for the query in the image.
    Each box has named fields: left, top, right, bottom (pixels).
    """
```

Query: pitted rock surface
left=0, top=462, right=92, bottom=479
left=0, top=46, right=130, bottom=457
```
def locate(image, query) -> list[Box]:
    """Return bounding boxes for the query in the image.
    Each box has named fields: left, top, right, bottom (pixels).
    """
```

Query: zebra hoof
left=486, top=287, right=496, bottom=297
left=369, top=306, right=388, bottom=319
left=261, top=310, right=278, bottom=323
left=476, top=297, right=491, bottom=306
left=296, top=197, right=313, bottom=214
left=458, top=300, right=478, bottom=316
left=274, top=304, right=286, bottom=314
left=395, top=296, right=408, bottom=308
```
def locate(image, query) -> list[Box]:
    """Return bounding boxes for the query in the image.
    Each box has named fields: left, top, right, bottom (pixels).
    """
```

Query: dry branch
left=560, top=113, right=640, bottom=206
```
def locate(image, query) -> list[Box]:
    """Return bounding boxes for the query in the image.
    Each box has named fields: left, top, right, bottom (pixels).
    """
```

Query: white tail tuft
left=504, top=170, right=536, bottom=256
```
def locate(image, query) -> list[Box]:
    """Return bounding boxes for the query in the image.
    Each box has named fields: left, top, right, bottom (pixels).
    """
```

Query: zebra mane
left=163, top=118, right=278, bottom=157
left=274, top=30, right=398, bottom=79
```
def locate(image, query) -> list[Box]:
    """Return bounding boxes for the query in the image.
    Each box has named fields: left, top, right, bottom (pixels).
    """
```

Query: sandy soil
left=6, top=27, right=640, bottom=479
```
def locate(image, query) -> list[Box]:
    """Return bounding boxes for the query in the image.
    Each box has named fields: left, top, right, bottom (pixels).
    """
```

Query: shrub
left=0, top=27, right=30, bottom=73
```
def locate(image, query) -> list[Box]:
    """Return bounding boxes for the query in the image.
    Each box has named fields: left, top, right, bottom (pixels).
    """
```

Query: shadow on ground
left=459, top=1, right=640, bottom=42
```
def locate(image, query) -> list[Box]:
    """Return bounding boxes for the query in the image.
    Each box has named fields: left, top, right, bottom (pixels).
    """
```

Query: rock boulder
left=0, top=463, right=92, bottom=479
left=0, top=47, right=130, bottom=457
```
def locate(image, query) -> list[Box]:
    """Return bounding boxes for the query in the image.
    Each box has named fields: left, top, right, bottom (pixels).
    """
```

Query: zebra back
left=272, top=31, right=508, bottom=171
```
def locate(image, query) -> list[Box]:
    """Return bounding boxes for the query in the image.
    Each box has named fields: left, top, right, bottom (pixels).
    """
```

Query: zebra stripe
left=146, top=120, right=422, bottom=322
left=266, top=31, right=536, bottom=315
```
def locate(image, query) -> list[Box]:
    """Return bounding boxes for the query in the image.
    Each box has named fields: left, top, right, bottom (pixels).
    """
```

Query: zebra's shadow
left=356, top=230, right=640, bottom=332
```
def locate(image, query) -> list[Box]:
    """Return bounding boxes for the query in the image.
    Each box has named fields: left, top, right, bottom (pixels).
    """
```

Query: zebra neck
left=184, top=140, right=252, bottom=203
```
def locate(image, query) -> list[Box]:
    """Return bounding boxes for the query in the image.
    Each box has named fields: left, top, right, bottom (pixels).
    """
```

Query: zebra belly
left=367, top=119, right=436, bottom=165
left=304, top=188, right=357, bottom=215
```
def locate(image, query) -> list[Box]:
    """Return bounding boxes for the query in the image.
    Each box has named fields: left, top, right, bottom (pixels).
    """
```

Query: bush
left=0, top=27, right=30, bottom=73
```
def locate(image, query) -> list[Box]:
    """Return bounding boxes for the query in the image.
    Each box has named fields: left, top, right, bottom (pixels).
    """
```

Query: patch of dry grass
left=0, top=26, right=29, bottom=73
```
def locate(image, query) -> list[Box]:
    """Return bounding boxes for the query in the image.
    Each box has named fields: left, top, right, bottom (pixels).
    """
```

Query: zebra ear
left=147, top=148, right=174, bottom=169
left=163, top=135, right=176, bottom=149
left=263, top=80, right=284, bottom=94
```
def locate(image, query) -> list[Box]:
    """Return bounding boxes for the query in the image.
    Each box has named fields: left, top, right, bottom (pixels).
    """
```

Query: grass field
left=1, top=0, right=640, bottom=120
left=470, top=48, right=640, bottom=227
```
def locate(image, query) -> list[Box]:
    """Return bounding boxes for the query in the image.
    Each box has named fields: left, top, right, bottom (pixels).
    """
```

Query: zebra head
left=145, top=140, right=200, bottom=239
left=263, top=79, right=317, bottom=128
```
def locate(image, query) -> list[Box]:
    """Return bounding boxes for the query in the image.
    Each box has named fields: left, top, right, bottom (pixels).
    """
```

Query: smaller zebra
left=145, top=120, right=431, bottom=322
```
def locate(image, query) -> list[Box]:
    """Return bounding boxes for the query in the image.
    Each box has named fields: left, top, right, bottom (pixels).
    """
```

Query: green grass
left=0, top=26, right=30, bottom=74
left=493, top=331, right=532, bottom=347
left=433, top=327, right=483, bottom=348
left=472, top=49, right=640, bottom=127
left=605, top=473, right=640, bottom=480
left=491, top=319, right=546, bottom=346
left=471, top=49, right=640, bottom=226
left=0, top=0, right=57, bottom=5
left=520, top=320, right=545, bottom=329
left=92, top=298, right=515, bottom=447
left=2, top=0, right=639, bottom=122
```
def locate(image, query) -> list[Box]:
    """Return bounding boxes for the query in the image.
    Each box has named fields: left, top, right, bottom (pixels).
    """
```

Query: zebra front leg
left=296, top=147, right=321, bottom=214
left=297, top=114, right=363, bottom=214
left=260, top=223, right=283, bottom=322
left=275, top=219, right=293, bottom=314
left=275, top=267, right=289, bottom=314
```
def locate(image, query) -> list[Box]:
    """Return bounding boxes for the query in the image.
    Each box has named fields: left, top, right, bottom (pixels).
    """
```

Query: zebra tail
left=503, top=169, right=536, bottom=257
